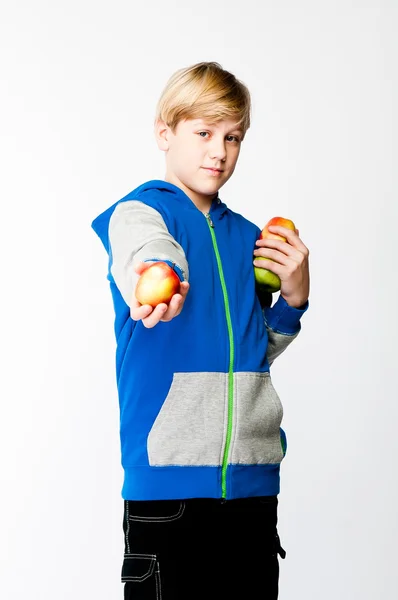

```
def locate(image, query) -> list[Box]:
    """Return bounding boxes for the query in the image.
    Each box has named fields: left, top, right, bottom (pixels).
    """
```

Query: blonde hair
left=155, top=61, right=251, bottom=138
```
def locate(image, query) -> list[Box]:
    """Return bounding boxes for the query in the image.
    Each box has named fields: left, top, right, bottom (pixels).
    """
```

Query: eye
left=226, top=135, right=241, bottom=143
left=198, top=131, right=210, bottom=138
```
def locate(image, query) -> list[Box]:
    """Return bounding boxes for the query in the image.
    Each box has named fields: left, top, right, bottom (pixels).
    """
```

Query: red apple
left=261, top=216, right=296, bottom=241
left=135, top=261, right=181, bottom=307
left=254, top=216, right=296, bottom=293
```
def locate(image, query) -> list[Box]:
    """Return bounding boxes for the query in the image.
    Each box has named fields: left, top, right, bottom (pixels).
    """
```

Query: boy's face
left=156, top=117, right=243, bottom=211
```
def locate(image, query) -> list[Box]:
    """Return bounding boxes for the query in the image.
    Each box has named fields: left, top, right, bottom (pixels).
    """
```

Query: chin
left=199, top=178, right=225, bottom=193
left=185, top=180, right=219, bottom=197
left=199, top=185, right=222, bottom=198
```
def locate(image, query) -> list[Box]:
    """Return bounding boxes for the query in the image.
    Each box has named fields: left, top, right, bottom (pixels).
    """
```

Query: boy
left=92, top=61, right=310, bottom=599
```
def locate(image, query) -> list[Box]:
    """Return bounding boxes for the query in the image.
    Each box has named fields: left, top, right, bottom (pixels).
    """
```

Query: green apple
left=254, top=257, right=283, bottom=293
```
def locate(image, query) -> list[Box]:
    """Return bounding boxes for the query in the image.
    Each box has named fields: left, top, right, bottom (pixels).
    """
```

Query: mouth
left=202, top=167, right=224, bottom=176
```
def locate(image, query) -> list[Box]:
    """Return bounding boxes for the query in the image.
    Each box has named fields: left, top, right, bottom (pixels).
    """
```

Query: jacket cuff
left=144, top=259, right=185, bottom=282
left=263, top=294, right=309, bottom=335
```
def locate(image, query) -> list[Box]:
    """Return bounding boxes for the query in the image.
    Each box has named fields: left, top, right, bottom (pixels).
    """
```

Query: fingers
left=255, top=237, right=301, bottom=262
left=160, top=294, right=183, bottom=322
left=253, top=256, right=283, bottom=277
left=131, top=280, right=190, bottom=328
left=161, top=282, right=190, bottom=321
left=141, top=303, right=169, bottom=328
left=253, top=247, right=290, bottom=265
left=133, top=260, right=155, bottom=275
left=178, top=281, right=190, bottom=303
left=266, top=226, right=309, bottom=256
left=179, top=281, right=190, bottom=297
left=130, top=291, right=152, bottom=319
left=131, top=300, right=169, bottom=328
left=141, top=293, right=183, bottom=328
left=256, top=233, right=308, bottom=260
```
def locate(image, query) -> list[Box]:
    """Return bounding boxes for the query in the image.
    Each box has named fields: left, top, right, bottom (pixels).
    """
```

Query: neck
left=164, top=173, right=216, bottom=214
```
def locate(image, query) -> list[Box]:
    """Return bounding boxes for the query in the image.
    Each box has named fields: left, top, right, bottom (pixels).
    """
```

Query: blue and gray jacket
left=91, top=180, right=308, bottom=501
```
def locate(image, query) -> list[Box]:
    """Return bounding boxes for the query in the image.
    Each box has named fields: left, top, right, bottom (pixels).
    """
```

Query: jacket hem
left=121, top=464, right=281, bottom=500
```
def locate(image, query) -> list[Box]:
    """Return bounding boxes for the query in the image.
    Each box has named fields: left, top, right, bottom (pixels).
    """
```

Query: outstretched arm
left=109, top=200, right=190, bottom=328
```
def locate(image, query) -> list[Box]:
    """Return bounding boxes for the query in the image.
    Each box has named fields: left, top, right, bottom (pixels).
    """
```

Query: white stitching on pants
left=128, top=501, right=186, bottom=522
left=125, top=500, right=131, bottom=553
left=155, top=561, right=162, bottom=600
left=122, top=554, right=156, bottom=582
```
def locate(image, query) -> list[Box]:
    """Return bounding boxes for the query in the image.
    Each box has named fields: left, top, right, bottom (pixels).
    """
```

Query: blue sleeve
left=263, top=294, right=309, bottom=335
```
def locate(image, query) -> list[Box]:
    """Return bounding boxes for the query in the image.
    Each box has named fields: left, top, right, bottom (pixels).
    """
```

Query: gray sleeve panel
left=266, top=327, right=300, bottom=366
left=108, top=200, right=189, bottom=307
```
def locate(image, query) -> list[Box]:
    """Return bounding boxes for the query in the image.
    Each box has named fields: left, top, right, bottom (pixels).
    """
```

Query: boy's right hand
left=130, top=262, right=190, bottom=328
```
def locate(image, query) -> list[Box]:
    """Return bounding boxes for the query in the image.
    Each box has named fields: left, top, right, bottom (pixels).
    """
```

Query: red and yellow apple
left=254, top=216, right=296, bottom=293
left=135, top=261, right=181, bottom=307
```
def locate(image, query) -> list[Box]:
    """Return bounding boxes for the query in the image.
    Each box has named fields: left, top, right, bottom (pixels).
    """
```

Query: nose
left=209, top=136, right=227, bottom=162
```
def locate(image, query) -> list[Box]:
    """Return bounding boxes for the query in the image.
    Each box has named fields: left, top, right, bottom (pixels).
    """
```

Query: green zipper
left=204, top=212, right=235, bottom=499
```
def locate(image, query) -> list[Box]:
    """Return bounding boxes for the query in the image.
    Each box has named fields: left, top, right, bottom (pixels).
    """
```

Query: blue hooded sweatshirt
left=92, top=180, right=308, bottom=501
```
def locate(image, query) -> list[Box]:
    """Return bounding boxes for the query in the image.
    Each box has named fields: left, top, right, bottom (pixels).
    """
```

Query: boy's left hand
left=253, top=226, right=310, bottom=308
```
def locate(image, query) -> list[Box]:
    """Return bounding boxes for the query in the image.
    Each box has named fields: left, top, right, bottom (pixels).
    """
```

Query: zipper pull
left=204, top=212, right=214, bottom=228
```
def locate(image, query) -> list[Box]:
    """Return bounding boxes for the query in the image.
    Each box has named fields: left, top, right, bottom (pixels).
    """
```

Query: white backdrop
left=1, top=1, right=397, bottom=598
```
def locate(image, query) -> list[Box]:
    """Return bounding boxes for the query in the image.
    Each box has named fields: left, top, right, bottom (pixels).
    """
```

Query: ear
left=155, top=119, right=171, bottom=151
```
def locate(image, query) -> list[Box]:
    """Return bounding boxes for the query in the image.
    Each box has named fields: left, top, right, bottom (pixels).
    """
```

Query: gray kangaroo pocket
left=230, top=372, right=284, bottom=465
left=147, top=371, right=285, bottom=467
left=147, top=372, right=229, bottom=466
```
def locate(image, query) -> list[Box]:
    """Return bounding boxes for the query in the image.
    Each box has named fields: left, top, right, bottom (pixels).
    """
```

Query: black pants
left=122, top=496, right=285, bottom=599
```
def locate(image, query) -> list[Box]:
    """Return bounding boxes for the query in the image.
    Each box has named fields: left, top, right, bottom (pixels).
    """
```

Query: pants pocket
left=122, top=553, right=161, bottom=599
left=126, top=499, right=185, bottom=522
